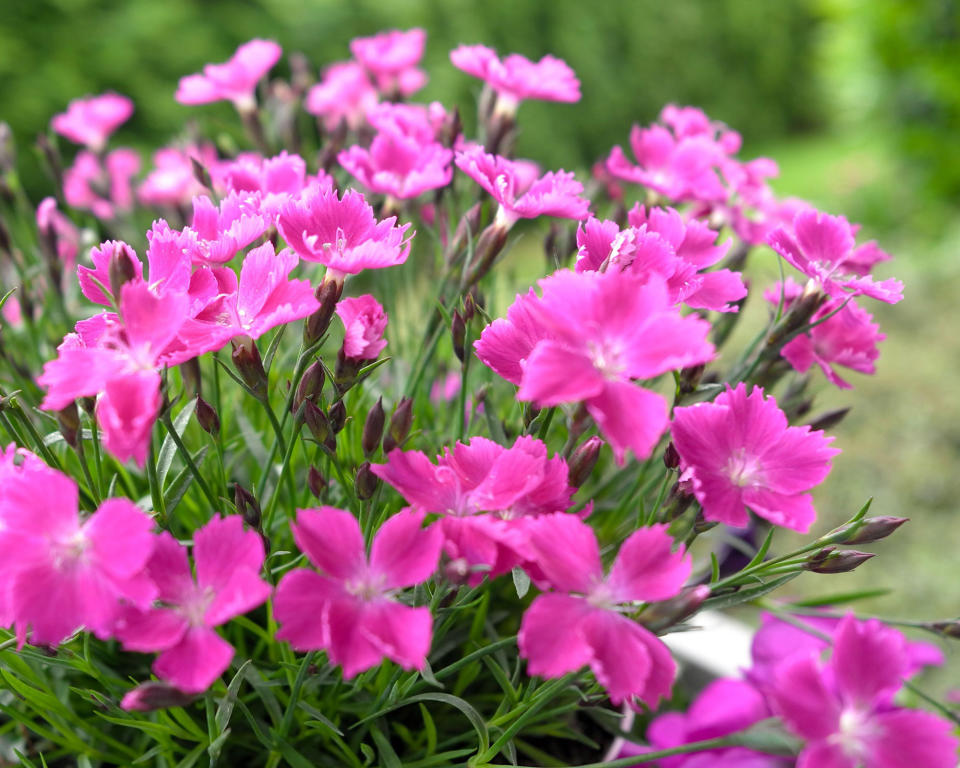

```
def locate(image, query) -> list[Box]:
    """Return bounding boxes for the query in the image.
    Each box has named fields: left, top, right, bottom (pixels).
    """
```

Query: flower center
left=725, top=448, right=761, bottom=487
left=345, top=572, right=387, bottom=602
left=53, top=529, right=89, bottom=570
left=587, top=339, right=626, bottom=379
left=179, top=586, right=216, bottom=628
left=831, top=708, right=875, bottom=761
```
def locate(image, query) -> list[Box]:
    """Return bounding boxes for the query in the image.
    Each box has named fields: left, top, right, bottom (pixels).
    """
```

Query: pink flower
left=64, top=149, right=140, bottom=220
left=0, top=462, right=155, bottom=646
left=139, top=145, right=218, bottom=208
left=277, top=187, right=412, bottom=278
left=660, top=104, right=741, bottom=153
left=450, top=45, right=580, bottom=112
left=176, top=39, right=282, bottom=111
left=216, top=151, right=331, bottom=218
left=51, top=93, right=133, bottom=152
left=455, top=147, right=589, bottom=227
left=36, top=197, right=80, bottom=268
left=304, top=61, right=379, bottom=132
left=519, top=515, right=689, bottom=706
left=338, top=127, right=453, bottom=200
left=115, top=516, right=271, bottom=693
left=366, top=102, right=447, bottom=143
left=335, top=294, right=388, bottom=360
left=97, top=370, right=163, bottom=467
left=769, top=615, right=958, bottom=768
left=372, top=436, right=575, bottom=583
left=274, top=507, right=442, bottom=678
left=78, top=240, right=144, bottom=306
left=768, top=210, right=904, bottom=304
left=671, top=383, right=839, bottom=532
left=350, top=29, right=427, bottom=97
left=475, top=269, right=714, bottom=464
left=179, top=243, right=318, bottom=354
left=183, top=191, right=267, bottom=265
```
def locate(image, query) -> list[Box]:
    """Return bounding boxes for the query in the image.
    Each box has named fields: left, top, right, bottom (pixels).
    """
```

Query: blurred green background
left=1, top=0, right=959, bottom=680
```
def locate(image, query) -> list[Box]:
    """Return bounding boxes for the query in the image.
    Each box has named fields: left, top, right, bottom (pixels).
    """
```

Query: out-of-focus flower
left=304, top=61, right=378, bottom=132
left=36, top=197, right=80, bottom=268
left=139, top=144, right=219, bottom=208
left=350, top=28, right=427, bottom=97
left=335, top=295, right=388, bottom=361
left=215, top=151, right=332, bottom=218
left=64, top=149, right=140, bottom=220
left=176, top=39, right=282, bottom=111
left=51, top=93, right=133, bottom=152
left=339, top=126, right=453, bottom=200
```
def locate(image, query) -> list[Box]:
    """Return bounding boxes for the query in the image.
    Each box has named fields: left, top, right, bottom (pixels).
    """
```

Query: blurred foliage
left=0, top=0, right=823, bottom=195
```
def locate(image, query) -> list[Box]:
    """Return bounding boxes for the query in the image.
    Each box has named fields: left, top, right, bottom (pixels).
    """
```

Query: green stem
left=160, top=411, right=219, bottom=513
left=146, top=438, right=167, bottom=525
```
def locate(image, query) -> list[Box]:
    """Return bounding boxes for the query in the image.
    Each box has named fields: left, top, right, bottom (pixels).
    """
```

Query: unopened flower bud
left=831, top=516, right=909, bottom=545
left=190, top=156, right=212, bottom=190
left=35, top=134, right=64, bottom=194
left=383, top=396, right=413, bottom=453
left=328, top=400, right=347, bottom=434
left=107, top=242, right=139, bottom=300
left=451, top=310, right=466, bottom=363
left=362, top=397, right=385, bottom=457
left=568, top=437, right=604, bottom=488
left=304, top=278, right=343, bottom=345
left=355, top=461, right=378, bottom=500
left=307, top=466, right=326, bottom=499
left=640, top=585, right=712, bottom=632
left=807, top=407, right=851, bottom=433
left=678, top=364, right=705, bottom=395
left=121, top=682, right=197, bottom=712
left=445, top=202, right=484, bottom=264
left=927, top=621, right=960, bottom=639
left=0, top=214, right=11, bottom=255
left=234, top=483, right=261, bottom=529
left=334, top=348, right=363, bottom=394
left=195, top=395, right=220, bottom=436
left=303, top=399, right=330, bottom=443
left=524, top=404, right=541, bottom=428
left=465, top=222, right=510, bottom=287
left=462, top=291, right=477, bottom=322
left=180, top=357, right=202, bottom=397
left=56, top=402, right=80, bottom=451
left=294, top=360, right=325, bottom=409
left=805, top=547, right=875, bottom=574
left=231, top=336, right=267, bottom=396
left=663, top=442, right=680, bottom=470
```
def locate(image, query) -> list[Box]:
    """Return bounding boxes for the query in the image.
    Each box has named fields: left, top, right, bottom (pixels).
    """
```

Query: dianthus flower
left=365, top=101, right=447, bottom=143
left=215, top=151, right=331, bottom=218
left=519, top=515, right=689, bottom=706
left=115, top=516, right=271, bottom=693
left=335, top=295, right=388, bottom=361
left=450, top=45, right=580, bottom=113
left=768, top=210, right=903, bottom=304
left=660, top=104, right=742, bottom=153
left=36, top=197, right=80, bottom=268
left=350, top=28, right=427, bottom=97
left=277, top=187, right=412, bottom=279
left=339, top=126, right=453, bottom=200
left=455, top=147, right=589, bottom=228
left=372, top=436, right=575, bottom=583
left=475, top=269, right=713, bottom=463
left=176, top=39, right=282, bottom=111
left=765, top=280, right=884, bottom=389
left=138, top=144, right=218, bottom=208
left=63, top=149, right=139, bottom=220
left=51, top=93, right=133, bottom=152
left=0, top=462, right=155, bottom=646
left=304, top=61, right=379, bottom=132
left=671, top=383, right=839, bottom=532
left=182, top=190, right=267, bottom=265
left=274, top=507, right=442, bottom=678
left=769, top=615, right=958, bottom=768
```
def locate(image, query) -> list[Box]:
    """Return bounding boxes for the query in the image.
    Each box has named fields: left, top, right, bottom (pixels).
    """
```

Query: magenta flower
left=183, top=191, right=267, bottom=265
left=475, top=269, right=714, bottom=464
left=372, top=436, right=575, bottom=583
left=769, top=615, right=958, bottom=768
left=216, top=151, right=331, bottom=218
left=519, top=515, right=689, bottom=706
left=671, top=383, right=839, bottom=532
left=97, top=370, right=163, bottom=467
left=366, top=101, right=447, bottom=143
left=78, top=240, right=144, bottom=306
left=51, top=93, right=133, bottom=152
left=660, top=104, right=742, bottom=153
left=335, top=294, right=388, bottom=360
left=36, top=197, right=80, bottom=268
left=176, top=39, right=282, bottom=111
left=276, top=187, right=412, bottom=278
left=0, top=462, right=155, bottom=647
left=455, top=147, right=589, bottom=227
left=138, top=144, right=218, bottom=208
left=304, top=61, right=379, bottom=132
left=338, top=127, right=453, bottom=200
left=115, top=516, right=271, bottom=693
left=350, top=28, right=427, bottom=97
left=64, top=149, right=140, bottom=220
left=768, top=210, right=904, bottom=304
left=450, top=45, right=580, bottom=112
left=274, top=507, right=442, bottom=678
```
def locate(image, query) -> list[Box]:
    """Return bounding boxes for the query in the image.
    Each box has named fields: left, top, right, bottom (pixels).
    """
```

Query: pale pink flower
left=768, top=210, right=904, bottom=304
left=274, top=507, right=442, bottom=678
left=0, top=462, right=155, bottom=646
left=372, top=436, right=575, bottom=583
left=304, top=61, right=378, bottom=132
left=51, top=93, right=133, bottom=152
left=671, top=383, right=839, bottom=532
left=769, top=615, right=958, bottom=768
left=339, top=127, right=453, bottom=200
left=115, top=516, right=271, bottom=693
left=216, top=151, right=331, bottom=218
left=350, top=29, right=427, bottom=97
left=519, top=515, right=689, bottom=706
left=277, top=187, right=412, bottom=278
left=36, top=197, right=80, bottom=268
left=179, top=243, right=319, bottom=354
left=450, top=45, right=580, bottom=112
left=455, top=147, right=589, bottom=227
left=139, top=145, right=218, bottom=208
left=183, top=191, right=267, bottom=265
left=64, top=149, right=140, bottom=220
left=176, top=39, right=282, bottom=111
left=335, top=294, right=388, bottom=360
left=475, top=269, right=714, bottom=464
